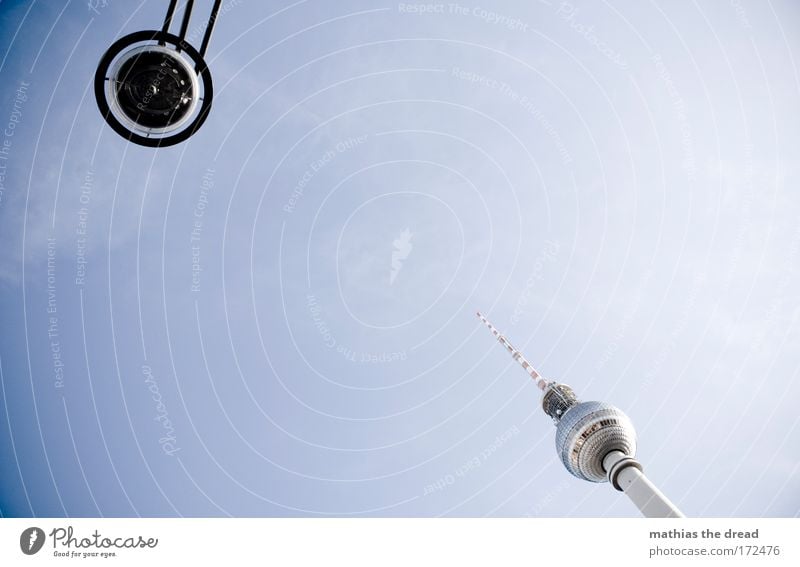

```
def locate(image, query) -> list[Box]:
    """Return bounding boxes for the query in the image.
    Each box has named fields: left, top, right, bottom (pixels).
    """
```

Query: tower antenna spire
left=476, top=311, right=548, bottom=391
left=476, top=310, right=684, bottom=518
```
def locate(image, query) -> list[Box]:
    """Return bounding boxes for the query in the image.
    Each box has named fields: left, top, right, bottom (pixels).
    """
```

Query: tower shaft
left=603, top=451, right=684, bottom=518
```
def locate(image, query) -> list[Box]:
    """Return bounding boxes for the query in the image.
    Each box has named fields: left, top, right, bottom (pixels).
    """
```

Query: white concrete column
left=603, top=450, right=684, bottom=518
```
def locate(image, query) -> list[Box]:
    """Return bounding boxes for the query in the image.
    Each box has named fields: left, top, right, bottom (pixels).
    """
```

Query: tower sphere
left=555, top=401, right=637, bottom=482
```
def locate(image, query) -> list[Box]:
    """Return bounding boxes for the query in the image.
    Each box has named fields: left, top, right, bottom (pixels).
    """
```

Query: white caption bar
left=0, top=518, right=797, bottom=566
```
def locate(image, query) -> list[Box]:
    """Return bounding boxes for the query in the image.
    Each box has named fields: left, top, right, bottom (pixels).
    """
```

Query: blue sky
left=0, top=0, right=798, bottom=517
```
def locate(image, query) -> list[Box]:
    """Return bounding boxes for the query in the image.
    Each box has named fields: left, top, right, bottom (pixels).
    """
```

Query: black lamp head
left=94, top=30, right=213, bottom=147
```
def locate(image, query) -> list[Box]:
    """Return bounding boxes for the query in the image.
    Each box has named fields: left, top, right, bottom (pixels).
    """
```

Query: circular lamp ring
left=94, top=30, right=214, bottom=148
left=107, top=44, right=200, bottom=135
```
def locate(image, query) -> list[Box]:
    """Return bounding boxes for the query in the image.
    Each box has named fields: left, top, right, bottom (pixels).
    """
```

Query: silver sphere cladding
left=555, top=401, right=637, bottom=482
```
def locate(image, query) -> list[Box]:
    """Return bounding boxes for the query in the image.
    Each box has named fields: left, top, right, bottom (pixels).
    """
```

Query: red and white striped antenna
left=476, top=311, right=548, bottom=391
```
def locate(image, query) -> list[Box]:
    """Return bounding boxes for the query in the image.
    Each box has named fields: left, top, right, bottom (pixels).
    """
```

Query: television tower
left=476, top=312, right=684, bottom=518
